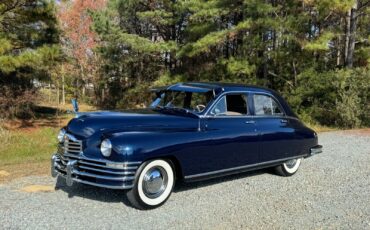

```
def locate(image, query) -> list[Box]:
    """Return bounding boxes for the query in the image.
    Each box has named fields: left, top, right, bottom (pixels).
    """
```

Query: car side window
left=210, top=94, right=248, bottom=116
left=253, top=94, right=283, bottom=116
left=210, top=96, right=227, bottom=115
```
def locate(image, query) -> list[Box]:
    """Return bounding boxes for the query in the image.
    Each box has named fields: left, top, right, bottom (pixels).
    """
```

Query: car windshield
left=151, top=90, right=213, bottom=114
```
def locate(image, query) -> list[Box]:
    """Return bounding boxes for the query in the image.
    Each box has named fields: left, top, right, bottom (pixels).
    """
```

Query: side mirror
left=71, top=99, right=79, bottom=113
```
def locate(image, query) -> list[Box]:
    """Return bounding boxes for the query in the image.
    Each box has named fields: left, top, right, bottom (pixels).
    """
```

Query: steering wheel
left=196, top=104, right=206, bottom=112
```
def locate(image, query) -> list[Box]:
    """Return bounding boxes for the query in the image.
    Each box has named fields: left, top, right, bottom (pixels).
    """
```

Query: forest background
left=1, top=0, right=369, bottom=128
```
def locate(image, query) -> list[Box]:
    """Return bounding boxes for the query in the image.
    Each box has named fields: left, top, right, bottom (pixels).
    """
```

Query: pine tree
left=92, top=0, right=369, bottom=126
left=0, top=0, right=61, bottom=118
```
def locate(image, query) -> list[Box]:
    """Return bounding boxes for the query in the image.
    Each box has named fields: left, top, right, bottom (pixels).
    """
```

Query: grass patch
left=0, top=100, right=95, bottom=168
left=0, top=126, right=59, bottom=166
left=0, top=100, right=96, bottom=182
left=306, top=123, right=338, bottom=133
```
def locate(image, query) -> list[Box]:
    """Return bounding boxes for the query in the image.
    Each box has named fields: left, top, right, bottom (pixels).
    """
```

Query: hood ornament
left=71, top=98, right=80, bottom=118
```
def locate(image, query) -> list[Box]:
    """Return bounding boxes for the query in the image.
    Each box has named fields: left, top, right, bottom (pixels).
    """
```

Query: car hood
left=66, top=109, right=199, bottom=139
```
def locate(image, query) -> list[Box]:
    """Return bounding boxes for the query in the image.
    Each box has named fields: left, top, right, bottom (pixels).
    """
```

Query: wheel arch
left=142, top=155, right=184, bottom=181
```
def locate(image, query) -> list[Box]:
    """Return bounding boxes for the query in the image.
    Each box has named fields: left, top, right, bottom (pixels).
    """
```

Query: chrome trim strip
left=202, top=114, right=300, bottom=121
left=63, top=153, right=142, bottom=165
left=65, top=149, right=82, bottom=153
left=78, top=165, right=136, bottom=175
left=78, top=160, right=138, bottom=170
left=184, top=154, right=307, bottom=179
left=72, top=170, right=135, bottom=181
left=58, top=174, right=133, bottom=189
left=55, top=165, right=65, bottom=172
left=73, top=178, right=133, bottom=189
left=61, top=156, right=139, bottom=170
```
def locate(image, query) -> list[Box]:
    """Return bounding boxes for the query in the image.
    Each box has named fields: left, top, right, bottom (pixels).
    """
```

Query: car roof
left=166, top=82, right=274, bottom=94
left=159, top=82, right=297, bottom=117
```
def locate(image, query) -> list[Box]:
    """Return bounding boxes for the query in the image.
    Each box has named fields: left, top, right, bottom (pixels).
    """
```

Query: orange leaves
left=57, top=0, right=106, bottom=67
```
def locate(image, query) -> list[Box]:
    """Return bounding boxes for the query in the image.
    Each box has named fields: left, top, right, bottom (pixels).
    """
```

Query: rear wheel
left=127, top=159, right=175, bottom=209
left=275, top=158, right=302, bottom=177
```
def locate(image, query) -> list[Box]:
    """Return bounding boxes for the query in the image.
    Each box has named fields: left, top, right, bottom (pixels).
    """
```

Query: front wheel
left=127, top=159, right=175, bottom=209
left=275, top=158, right=302, bottom=177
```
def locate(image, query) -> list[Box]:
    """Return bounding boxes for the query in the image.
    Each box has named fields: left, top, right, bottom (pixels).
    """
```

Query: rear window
left=253, top=94, right=283, bottom=116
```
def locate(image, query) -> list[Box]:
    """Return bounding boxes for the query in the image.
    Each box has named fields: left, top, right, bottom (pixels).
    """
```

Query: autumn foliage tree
left=57, top=0, right=106, bottom=103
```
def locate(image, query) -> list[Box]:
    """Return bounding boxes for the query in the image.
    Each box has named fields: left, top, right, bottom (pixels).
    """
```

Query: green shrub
left=294, top=68, right=370, bottom=128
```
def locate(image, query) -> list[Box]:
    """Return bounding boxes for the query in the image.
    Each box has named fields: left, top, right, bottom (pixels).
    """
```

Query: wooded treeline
left=0, top=0, right=369, bottom=128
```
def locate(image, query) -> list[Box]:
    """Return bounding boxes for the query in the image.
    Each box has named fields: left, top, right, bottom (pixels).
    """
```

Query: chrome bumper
left=51, top=153, right=141, bottom=189
left=309, top=145, right=323, bottom=156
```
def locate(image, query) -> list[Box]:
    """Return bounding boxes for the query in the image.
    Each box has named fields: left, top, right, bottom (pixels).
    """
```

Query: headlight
left=57, top=129, right=66, bottom=143
left=100, top=139, right=112, bottom=157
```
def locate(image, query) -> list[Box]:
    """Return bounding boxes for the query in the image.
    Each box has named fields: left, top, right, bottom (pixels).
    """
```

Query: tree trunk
left=75, top=78, right=79, bottom=99
left=293, top=60, right=297, bottom=87
left=101, top=88, right=105, bottom=102
left=48, top=82, right=51, bottom=103
left=345, top=1, right=358, bottom=68
left=56, top=80, right=60, bottom=105
left=62, top=74, right=65, bottom=105
left=337, top=36, right=342, bottom=66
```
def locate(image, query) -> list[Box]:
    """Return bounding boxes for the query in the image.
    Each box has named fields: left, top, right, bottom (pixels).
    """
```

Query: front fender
left=110, top=130, right=205, bottom=162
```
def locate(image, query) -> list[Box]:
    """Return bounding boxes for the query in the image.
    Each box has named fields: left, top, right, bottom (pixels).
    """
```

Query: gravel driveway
left=1, top=131, right=369, bottom=229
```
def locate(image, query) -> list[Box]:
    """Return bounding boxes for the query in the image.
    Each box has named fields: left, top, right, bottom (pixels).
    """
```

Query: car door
left=252, top=93, right=298, bottom=163
left=202, top=93, right=260, bottom=172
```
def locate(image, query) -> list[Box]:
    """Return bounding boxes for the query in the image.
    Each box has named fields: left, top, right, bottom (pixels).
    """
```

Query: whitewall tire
left=127, top=159, right=175, bottom=209
left=275, top=158, right=302, bottom=177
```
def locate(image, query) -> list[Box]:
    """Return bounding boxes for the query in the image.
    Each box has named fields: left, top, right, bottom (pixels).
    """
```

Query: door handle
left=280, top=119, right=288, bottom=123
left=245, top=120, right=255, bottom=124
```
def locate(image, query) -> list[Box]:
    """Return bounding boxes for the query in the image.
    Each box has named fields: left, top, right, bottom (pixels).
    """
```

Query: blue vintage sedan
left=51, top=82, right=322, bottom=209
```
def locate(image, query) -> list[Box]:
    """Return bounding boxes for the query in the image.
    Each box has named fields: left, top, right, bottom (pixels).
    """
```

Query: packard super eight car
left=51, top=82, right=322, bottom=209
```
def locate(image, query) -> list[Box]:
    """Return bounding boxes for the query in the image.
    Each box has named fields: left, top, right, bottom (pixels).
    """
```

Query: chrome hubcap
left=285, top=159, right=297, bottom=169
left=142, top=167, right=168, bottom=198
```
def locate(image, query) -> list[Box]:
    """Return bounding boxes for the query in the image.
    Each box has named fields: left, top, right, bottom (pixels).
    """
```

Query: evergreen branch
left=358, top=0, right=370, bottom=11
left=0, top=0, right=18, bottom=15
left=268, top=71, right=294, bottom=88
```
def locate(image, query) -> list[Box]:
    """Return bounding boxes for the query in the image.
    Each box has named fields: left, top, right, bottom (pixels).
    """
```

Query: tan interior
left=225, top=111, right=243, bottom=116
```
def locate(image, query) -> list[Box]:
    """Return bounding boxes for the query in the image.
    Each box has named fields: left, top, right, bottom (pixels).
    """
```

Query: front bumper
left=51, top=153, right=141, bottom=189
left=309, top=145, right=323, bottom=156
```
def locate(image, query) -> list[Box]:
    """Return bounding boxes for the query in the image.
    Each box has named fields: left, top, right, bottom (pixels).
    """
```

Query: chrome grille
left=52, top=153, right=141, bottom=189
left=64, top=135, right=82, bottom=154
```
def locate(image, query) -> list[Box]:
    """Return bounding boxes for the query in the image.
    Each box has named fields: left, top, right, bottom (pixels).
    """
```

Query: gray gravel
left=1, top=131, right=370, bottom=230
